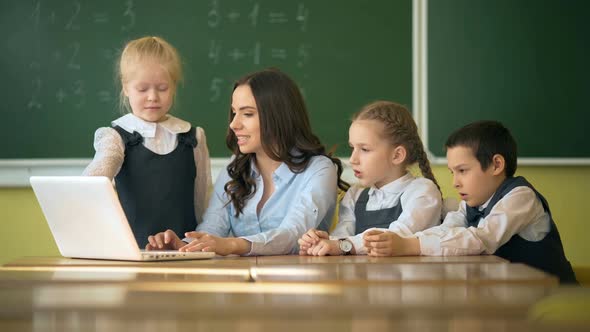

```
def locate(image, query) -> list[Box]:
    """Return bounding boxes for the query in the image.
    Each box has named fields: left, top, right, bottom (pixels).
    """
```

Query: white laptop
left=30, top=176, right=215, bottom=261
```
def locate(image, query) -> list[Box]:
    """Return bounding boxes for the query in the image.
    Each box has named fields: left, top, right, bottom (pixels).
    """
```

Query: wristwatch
left=339, top=238, right=353, bottom=255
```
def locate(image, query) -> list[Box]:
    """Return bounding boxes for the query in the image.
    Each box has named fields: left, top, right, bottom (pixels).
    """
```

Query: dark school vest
left=466, top=176, right=578, bottom=284
left=113, top=126, right=197, bottom=248
left=354, top=188, right=404, bottom=234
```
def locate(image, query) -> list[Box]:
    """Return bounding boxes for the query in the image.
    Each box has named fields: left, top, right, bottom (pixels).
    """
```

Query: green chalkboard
left=0, top=0, right=412, bottom=158
left=428, top=0, right=590, bottom=159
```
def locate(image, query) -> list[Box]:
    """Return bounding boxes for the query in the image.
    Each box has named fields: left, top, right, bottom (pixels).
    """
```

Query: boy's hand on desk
left=146, top=230, right=185, bottom=251
left=298, top=229, right=329, bottom=255
left=363, top=230, right=420, bottom=257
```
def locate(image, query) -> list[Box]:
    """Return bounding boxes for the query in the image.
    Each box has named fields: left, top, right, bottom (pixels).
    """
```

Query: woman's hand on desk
left=146, top=230, right=186, bottom=250
left=182, top=231, right=251, bottom=256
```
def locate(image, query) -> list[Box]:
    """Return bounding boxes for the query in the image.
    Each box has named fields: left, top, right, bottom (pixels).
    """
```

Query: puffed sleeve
left=82, top=127, right=125, bottom=179
left=193, top=127, right=212, bottom=222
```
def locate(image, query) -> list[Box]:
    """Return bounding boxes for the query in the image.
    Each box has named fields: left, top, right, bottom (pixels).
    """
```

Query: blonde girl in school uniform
left=83, top=36, right=211, bottom=248
left=299, top=101, right=442, bottom=256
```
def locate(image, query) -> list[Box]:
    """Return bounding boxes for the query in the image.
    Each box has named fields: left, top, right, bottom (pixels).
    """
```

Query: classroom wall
left=1, top=165, right=589, bottom=270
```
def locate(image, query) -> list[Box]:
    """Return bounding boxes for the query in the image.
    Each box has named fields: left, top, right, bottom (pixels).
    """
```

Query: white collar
left=368, top=172, right=414, bottom=196
left=111, top=114, right=191, bottom=138
left=479, top=194, right=495, bottom=211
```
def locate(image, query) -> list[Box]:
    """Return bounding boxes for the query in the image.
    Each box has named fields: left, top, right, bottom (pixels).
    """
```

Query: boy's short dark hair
left=445, top=120, right=517, bottom=177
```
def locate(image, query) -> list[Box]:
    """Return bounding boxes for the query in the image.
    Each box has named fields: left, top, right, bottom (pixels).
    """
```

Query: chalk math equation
left=24, top=0, right=312, bottom=110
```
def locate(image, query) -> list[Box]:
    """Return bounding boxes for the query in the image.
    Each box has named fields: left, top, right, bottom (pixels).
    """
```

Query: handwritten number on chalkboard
left=65, top=1, right=81, bottom=31
left=209, top=40, right=221, bottom=64
left=67, top=43, right=81, bottom=70
left=250, top=42, right=261, bottom=65
left=122, top=0, right=136, bottom=31
left=28, top=78, right=42, bottom=110
left=297, top=44, right=310, bottom=67
left=210, top=78, right=223, bottom=102
left=73, top=80, right=86, bottom=108
left=56, top=89, right=67, bottom=103
left=31, top=0, right=41, bottom=26
left=296, top=4, right=309, bottom=32
left=208, top=0, right=220, bottom=28
left=248, top=3, right=260, bottom=27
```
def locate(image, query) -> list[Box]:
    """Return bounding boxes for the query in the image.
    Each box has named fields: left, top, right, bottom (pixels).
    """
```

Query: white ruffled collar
left=111, top=114, right=190, bottom=138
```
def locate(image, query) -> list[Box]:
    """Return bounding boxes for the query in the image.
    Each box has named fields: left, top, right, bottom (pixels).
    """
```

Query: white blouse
left=330, top=173, right=442, bottom=255
left=82, top=113, right=212, bottom=220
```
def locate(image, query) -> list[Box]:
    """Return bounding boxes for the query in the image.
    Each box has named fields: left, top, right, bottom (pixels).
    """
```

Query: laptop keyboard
left=141, top=251, right=184, bottom=259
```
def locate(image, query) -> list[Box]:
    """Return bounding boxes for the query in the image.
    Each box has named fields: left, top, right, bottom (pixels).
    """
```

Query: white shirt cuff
left=418, top=234, right=442, bottom=256
left=348, top=234, right=367, bottom=255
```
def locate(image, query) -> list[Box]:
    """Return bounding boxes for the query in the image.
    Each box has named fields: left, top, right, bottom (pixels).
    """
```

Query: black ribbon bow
left=466, top=205, right=485, bottom=226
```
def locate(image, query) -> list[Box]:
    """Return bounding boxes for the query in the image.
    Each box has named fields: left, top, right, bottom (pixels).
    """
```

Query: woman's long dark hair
left=224, top=68, right=349, bottom=216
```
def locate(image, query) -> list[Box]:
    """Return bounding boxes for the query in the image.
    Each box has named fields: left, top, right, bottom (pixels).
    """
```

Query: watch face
left=340, top=239, right=353, bottom=252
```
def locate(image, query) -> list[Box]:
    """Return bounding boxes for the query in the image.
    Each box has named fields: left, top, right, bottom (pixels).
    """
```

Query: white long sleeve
left=193, top=127, right=212, bottom=222
left=82, top=127, right=125, bottom=179
left=417, top=186, right=551, bottom=256
left=330, top=174, right=442, bottom=255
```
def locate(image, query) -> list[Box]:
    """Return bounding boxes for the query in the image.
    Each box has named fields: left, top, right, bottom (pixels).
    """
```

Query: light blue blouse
left=196, top=155, right=338, bottom=255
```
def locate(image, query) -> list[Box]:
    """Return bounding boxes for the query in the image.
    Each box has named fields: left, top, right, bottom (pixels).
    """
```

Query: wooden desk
left=252, top=263, right=558, bottom=286
left=0, top=267, right=251, bottom=284
left=0, top=281, right=572, bottom=332
left=1, top=256, right=553, bottom=286
left=0, top=255, right=579, bottom=332
left=256, top=254, right=507, bottom=265
left=0, top=256, right=255, bottom=284
left=4, top=255, right=256, bottom=268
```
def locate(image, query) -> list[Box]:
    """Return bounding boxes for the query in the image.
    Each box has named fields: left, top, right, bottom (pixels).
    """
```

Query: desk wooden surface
left=0, top=281, right=582, bottom=332
left=1, top=255, right=555, bottom=286
left=1, top=256, right=255, bottom=283
left=0, top=267, right=252, bottom=284
left=4, top=255, right=256, bottom=268
left=256, top=254, right=507, bottom=265
left=0, top=255, right=583, bottom=332
left=252, top=263, right=558, bottom=286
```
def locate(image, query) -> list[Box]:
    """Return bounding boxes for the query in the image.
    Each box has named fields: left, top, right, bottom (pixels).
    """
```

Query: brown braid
left=414, top=142, right=441, bottom=192
left=353, top=101, right=441, bottom=192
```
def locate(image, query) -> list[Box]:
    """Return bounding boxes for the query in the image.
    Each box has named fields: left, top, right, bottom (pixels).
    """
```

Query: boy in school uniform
left=363, top=120, right=578, bottom=284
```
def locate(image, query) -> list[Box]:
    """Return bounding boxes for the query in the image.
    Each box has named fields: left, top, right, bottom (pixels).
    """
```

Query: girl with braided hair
left=299, top=101, right=442, bottom=256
